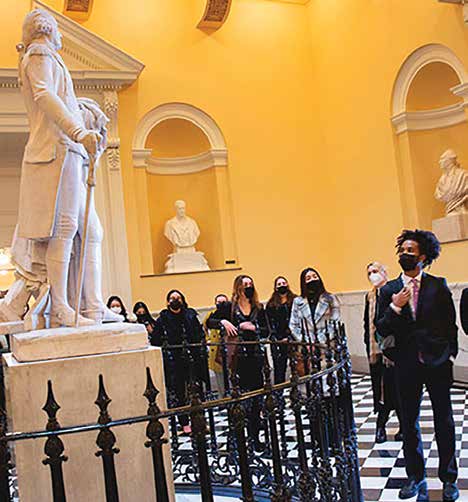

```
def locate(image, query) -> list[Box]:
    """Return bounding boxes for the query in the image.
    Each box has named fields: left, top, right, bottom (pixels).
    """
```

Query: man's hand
left=220, top=319, right=238, bottom=337
left=392, top=286, right=411, bottom=308
left=79, top=130, right=102, bottom=156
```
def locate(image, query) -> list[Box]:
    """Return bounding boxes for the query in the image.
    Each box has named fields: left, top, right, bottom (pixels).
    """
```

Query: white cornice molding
left=0, top=111, right=29, bottom=134
left=392, top=44, right=468, bottom=118
left=33, top=1, right=144, bottom=74
left=143, top=149, right=228, bottom=175
left=391, top=102, right=467, bottom=134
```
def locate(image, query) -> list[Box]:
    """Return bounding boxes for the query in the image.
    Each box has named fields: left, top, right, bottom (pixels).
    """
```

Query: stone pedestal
left=2, top=324, right=175, bottom=502
left=432, top=213, right=468, bottom=243
left=164, top=251, right=210, bottom=273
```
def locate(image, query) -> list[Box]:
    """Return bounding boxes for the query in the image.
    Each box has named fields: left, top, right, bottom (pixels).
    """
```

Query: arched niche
left=391, top=44, right=468, bottom=232
left=132, top=103, right=238, bottom=275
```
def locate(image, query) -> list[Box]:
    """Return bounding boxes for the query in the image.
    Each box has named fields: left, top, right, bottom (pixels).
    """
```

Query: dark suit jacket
left=363, top=291, right=383, bottom=357
left=461, top=288, right=468, bottom=336
left=376, top=273, right=458, bottom=366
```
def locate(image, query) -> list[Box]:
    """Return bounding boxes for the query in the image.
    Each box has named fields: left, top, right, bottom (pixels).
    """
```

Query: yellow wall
left=1, top=0, right=467, bottom=312
left=406, top=62, right=461, bottom=111
left=306, top=0, right=468, bottom=289
left=146, top=118, right=211, bottom=158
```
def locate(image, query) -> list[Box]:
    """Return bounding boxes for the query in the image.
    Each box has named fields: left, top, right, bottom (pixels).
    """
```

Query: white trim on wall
left=391, top=102, right=467, bottom=134
left=132, top=102, right=228, bottom=171
left=142, top=149, right=228, bottom=175
left=391, top=43, right=468, bottom=119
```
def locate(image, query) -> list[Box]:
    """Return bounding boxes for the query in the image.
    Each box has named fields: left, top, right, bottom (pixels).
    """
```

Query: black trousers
left=238, top=354, right=264, bottom=442
left=396, top=358, right=457, bottom=483
left=369, top=355, right=402, bottom=430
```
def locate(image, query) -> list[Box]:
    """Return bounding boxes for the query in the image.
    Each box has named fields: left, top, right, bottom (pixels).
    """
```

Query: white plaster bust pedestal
left=432, top=149, right=468, bottom=243
left=163, top=200, right=210, bottom=273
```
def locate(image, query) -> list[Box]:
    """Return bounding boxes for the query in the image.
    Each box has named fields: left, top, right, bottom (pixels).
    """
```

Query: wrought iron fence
left=0, top=321, right=363, bottom=502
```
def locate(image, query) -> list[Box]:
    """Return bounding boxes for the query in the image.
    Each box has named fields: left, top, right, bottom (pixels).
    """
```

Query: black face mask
left=216, top=301, right=227, bottom=309
left=136, top=313, right=146, bottom=322
left=244, top=287, right=254, bottom=299
left=399, top=253, right=420, bottom=272
left=306, top=280, right=320, bottom=296
left=169, top=299, right=182, bottom=311
left=277, top=286, right=288, bottom=296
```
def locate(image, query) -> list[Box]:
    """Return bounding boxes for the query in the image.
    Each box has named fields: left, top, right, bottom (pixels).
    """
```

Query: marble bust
left=435, top=149, right=468, bottom=215
left=163, top=201, right=210, bottom=273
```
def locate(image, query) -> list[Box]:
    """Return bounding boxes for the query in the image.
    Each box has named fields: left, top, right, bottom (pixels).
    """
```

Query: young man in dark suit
left=376, top=229, right=459, bottom=501
left=461, top=288, right=467, bottom=335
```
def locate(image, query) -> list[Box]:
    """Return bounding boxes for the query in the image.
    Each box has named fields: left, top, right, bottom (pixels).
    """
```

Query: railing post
left=189, top=381, right=213, bottom=502
left=263, top=351, right=290, bottom=502
left=228, top=372, right=254, bottom=502
left=288, top=344, right=317, bottom=502
left=143, top=367, right=169, bottom=502
left=95, top=374, right=120, bottom=502
left=42, top=380, right=68, bottom=502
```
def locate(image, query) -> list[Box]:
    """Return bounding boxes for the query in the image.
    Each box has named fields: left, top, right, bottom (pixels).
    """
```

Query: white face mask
left=110, top=306, right=122, bottom=314
left=369, top=272, right=384, bottom=287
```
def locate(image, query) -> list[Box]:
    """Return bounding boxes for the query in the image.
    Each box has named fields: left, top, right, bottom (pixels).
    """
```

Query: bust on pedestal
left=432, top=149, right=468, bottom=243
left=163, top=200, right=210, bottom=273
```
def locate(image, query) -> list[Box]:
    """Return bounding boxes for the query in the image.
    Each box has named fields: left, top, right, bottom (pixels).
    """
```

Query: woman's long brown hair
left=231, top=274, right=262, bottom=311
left=266, top=276, right=296, bottom=308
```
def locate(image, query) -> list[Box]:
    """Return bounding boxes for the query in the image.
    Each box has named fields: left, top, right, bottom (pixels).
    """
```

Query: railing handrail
left=1, top=358, right=346, bottom=444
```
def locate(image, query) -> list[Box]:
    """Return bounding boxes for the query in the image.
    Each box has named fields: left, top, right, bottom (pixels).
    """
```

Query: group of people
left=106, top=267, right=341, bottom=449
left=107, top=228, right=466, bottom=501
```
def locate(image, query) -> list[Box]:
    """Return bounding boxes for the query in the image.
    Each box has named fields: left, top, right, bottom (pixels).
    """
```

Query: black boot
left=398, top=478, right=427, bottom=500
left=375, top=427, right=387, bottom=444
left=443, top=482, right=459, bottom=501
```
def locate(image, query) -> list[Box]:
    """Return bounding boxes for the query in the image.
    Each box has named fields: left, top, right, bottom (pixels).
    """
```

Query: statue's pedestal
left=2, top=323, right=175, bottom=502
left=432, top=213, right=468, bottom=243
left=164, top=251, right=210, bottom=273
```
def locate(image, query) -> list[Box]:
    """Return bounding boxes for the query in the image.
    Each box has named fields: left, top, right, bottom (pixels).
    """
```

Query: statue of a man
left=164, top=200, right=201, bottom=254
left=2, top=9, right=122, bottom=327
left=435, top=149, right=468, bottom=216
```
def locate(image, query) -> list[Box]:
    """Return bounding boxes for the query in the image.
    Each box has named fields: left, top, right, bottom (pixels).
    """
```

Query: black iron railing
left=0, top=321, right=363, bottom=502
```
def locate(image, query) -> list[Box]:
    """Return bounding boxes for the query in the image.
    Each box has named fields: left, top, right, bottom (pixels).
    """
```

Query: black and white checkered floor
left=351, top=374, right=468, bottom=502
left=9, top=374, right=468, bottom=501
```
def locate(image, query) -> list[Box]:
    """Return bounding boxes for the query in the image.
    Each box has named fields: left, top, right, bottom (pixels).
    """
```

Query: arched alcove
left=391, top=44, right=468, bottom=233
left=132, top=103, right=238, bottom=275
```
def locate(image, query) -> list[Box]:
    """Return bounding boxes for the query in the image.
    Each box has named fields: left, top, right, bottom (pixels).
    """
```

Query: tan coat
left=18, top=41, right=87, bottom=240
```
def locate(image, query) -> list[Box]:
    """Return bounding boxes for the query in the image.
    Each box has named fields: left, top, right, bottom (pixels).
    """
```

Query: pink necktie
left=411, top=278, right=419, bottom=319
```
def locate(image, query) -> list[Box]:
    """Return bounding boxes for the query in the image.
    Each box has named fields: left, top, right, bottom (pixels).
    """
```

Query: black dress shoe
left=443, top=482, right=459, bottom=501
left=398, top=478, right=427, bottom=499
left=394, top=430, right=404, bottom=442
left=375, top=427, right=387, bottom=444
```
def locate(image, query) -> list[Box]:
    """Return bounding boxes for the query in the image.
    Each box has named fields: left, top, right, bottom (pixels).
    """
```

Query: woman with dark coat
left=133, top=301, right=157, bottom=336
left=364, top=262, right=403, bottom=444
left=266, top=276, right=296, bottom=383
left=150, top=289, right=206, bottom=434
left=206, top=274, right=268, bottom=451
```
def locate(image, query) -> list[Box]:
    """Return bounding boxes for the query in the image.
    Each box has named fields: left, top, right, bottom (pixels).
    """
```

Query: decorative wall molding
left=391, top=44, right=468, bottom=120
left=143, top=149, right=228, bottom=175
left=198, top=0, right=232, bottom=30
left=132, top=102, right=228, bottom=170
left=391, top=102, right=467, bottom=134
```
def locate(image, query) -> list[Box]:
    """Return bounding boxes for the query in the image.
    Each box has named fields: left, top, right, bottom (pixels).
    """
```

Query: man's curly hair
left=395, top=229, right=441, bottom=267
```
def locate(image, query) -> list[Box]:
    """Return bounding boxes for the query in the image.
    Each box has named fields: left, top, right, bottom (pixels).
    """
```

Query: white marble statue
left=435, top=149, right=468, bottom=216
left=163, top=200, right=210, bottom=273
left=0, top=9, right=122, bottom=328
